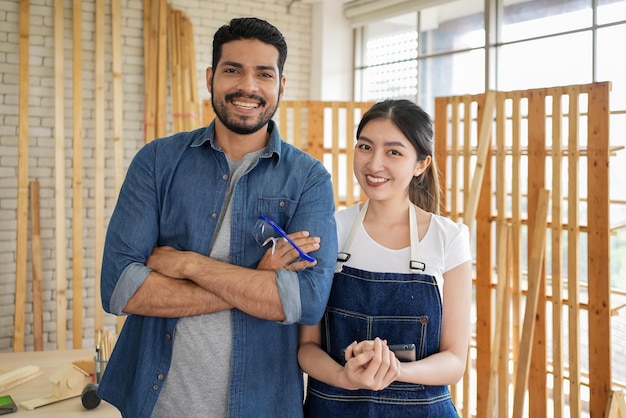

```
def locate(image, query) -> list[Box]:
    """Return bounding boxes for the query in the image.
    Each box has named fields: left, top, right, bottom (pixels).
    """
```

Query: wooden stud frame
left=434, top=82, right=613, bottom=418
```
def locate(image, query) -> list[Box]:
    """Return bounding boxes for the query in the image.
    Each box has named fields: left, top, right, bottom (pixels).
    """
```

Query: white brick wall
left=0, top=0, right=313, bottom=352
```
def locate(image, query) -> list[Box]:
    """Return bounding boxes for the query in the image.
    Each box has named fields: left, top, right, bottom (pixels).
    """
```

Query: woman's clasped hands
left=340, top=337, right=401, bottom=391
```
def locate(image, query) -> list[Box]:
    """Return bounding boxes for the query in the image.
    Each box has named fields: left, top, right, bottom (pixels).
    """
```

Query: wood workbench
left=0, top=348, right=121, bottom=417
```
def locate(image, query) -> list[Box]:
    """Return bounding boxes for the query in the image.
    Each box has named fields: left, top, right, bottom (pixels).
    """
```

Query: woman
left=298, top=99, right=473, bottom=417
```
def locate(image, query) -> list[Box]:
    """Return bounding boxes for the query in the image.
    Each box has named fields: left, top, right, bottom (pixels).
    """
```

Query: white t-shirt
left=335, top=203, right=471, bottom=297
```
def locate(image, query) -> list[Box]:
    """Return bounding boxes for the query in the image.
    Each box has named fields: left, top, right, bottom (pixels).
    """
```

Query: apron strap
left=409, top=202, right=425, bottom=271
left=335, top=201, right=368, bottom=272
left=336, top=201, right=426, bottom=272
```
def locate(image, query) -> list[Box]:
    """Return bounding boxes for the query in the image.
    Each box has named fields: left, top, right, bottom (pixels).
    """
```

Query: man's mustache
left=225, top=92, right=266, bottom=106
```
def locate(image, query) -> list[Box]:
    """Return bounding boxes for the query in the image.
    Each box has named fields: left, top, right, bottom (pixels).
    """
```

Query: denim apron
left=304, top=201, right=458, bottom=418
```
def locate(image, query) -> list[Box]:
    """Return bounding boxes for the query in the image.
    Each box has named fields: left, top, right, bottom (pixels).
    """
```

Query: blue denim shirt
left=97, top=120, right=337, bottom=418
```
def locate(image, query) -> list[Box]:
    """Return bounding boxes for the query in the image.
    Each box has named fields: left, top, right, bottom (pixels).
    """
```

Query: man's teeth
left=233, top=100, right=259, bottom=109
left=367, top=175, right=387, bottom=183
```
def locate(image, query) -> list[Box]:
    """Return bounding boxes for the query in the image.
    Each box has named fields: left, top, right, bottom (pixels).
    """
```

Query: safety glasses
left=253, top=215, right=316, bottom=263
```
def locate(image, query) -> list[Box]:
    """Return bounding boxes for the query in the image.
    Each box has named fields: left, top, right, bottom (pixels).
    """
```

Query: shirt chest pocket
left=256, top=197, right=298, bottom=226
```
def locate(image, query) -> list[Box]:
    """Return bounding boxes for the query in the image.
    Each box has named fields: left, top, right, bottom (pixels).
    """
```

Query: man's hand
left=257, top=231, right=319, bottom=271
left=147, top=246, right=189, bottom=279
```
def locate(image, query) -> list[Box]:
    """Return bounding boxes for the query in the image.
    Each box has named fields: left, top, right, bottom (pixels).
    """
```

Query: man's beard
left=212, top=91, right=280, bottom=135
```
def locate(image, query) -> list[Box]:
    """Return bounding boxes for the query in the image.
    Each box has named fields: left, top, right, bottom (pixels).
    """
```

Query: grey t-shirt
left=152, top=150, right=262, bottom=418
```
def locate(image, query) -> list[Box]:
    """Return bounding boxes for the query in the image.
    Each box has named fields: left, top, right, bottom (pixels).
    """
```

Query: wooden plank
left=498, top=236, right=512, bottom=418
left=331, top=102, right=340, bottom=206
left=29, top=182, right=43, bottom=351
left=463, top=91, right=495, bottom=233
left=586, top=81, right=612, bottom=418
left=94, top=0, right=105, bottom=339
left=474, top=91, right=495, bottom=418
left=550, top=90, right=564, bottom=418
left=567, top=87, right=582, bottom=418
left=486, top=225, right=510, bottom=418
left=144, top=0, right=158, bottom=142
left=0, top=365, right=42, bottom=392
left=112, top=0, right=123, bottom=199
left=345, top=102, right=355, bottom=206
left=433, top=97, right=448, bottom=216
left=279, top=102, right=288, bottom=139
left=494, top=92, right=509, bottom=416
left=168, top=7, right=182, bottom=133
left=178, top=12, right=197, bottom=132
left=14, top=0, right=29, bottom=353
left=111, top=0, right=126, bottom=336
left=512, top=188, right=551, bottom=418
left=461, top=96, right=474, bottom=418
left=203, top=99, right=215, bottom=126
left=450, top=97, right=459, bottom=219
left=185, top=14, right=199, bottom=131
left=307, top=101, right=325, bottom=162
left=462, top=96, right=472, bottom=220
left=527, top=90, right=547, bottom=418
left=510, top=92, right=522, bottom=376
left=156, top=0, right=168, bottom=138
left=605, top=391, right=626, bottom=418
left=293, top=101, right=303, bottom=149
left=495, top=92, right=506, bottom=224
left=72, top=0, right=84, bottom=350
left=54, top=0, right=67, bottom=351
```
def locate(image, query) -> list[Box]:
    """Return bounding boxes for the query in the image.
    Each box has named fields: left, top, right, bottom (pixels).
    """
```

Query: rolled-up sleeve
left=109, top=262, right=152, bottom=315
left=275, top=270, right=301, bottom=324
left=101, top=143, right=159, bottom=314
left=287, top=165, right=338, bottom=326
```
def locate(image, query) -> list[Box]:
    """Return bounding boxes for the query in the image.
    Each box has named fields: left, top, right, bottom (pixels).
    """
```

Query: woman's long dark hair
left=356, top=99, right=440, bottom=214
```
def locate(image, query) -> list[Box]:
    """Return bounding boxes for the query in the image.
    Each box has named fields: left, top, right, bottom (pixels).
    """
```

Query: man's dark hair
left=212, top=17, right=288, bottom=77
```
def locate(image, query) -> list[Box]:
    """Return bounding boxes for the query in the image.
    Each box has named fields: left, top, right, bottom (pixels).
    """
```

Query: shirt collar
left=191, top=119, right=282, bottom=162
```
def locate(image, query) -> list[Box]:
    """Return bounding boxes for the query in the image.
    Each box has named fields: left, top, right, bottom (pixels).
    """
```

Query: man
left=98, top=17, right=337, bottom=418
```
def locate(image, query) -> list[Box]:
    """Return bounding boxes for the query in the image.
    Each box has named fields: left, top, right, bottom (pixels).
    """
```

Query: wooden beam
left=156, top=0, right=168, bottom=138
left=54, top=0, right=67, bottom=350
left=512, top=188, right=551, bottom=418
left=331, top=102, right=339, bottom=205
left=474, top=91, right=495, bottom=418
left=527, top=89, right=548, bottom=418
left=14, top=0, right=29, bottom=353
left=586, top=81, right=612, bottom=418
left=550, top=89, right=564, bottom=418
left=144, top=0, right=158, bottom=142
left=345, top=102, right=355, bottom=206
left=605, top=391, right=626, bottom=418
left=463, top=90, right=495, bottom=233
left=30, top=182, right=43, bottom=351
left=486, top=225, right=510, bottom=417
left=94, top=0, right=105, bottom=339
left=567, top=86, right=582, bottom=418
left=111, top=0, right=126, bottom=335
left=72, top=0, right=84, bottom=350
left=433, top=97, right=448, bottom=216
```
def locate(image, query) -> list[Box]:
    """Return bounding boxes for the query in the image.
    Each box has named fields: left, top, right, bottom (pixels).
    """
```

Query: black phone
left=0, top=395, right=17, bottom=415
left=388, top=343, right=416, bottom=362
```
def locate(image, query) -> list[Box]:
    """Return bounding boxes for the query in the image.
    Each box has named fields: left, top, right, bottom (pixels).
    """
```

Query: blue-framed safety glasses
left=254, top=214, right=316, bottom=263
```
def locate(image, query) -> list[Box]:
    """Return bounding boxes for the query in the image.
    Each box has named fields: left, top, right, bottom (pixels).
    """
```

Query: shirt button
left=211, top=213, right=218, bottom=219
left=157, top=374, right=164, bottom=381
left=279, top=201, right=285, bottom=207
left=152, top=384, right=159, bottom=391
left=222, top=174, right=228, bottom=180
left=165, top=333, right=171, bottom=340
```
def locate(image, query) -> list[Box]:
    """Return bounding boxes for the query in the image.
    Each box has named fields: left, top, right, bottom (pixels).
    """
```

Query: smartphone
left=0, top=395, right=17, bottom=415
left=389, top=343, right=416, bottom=362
